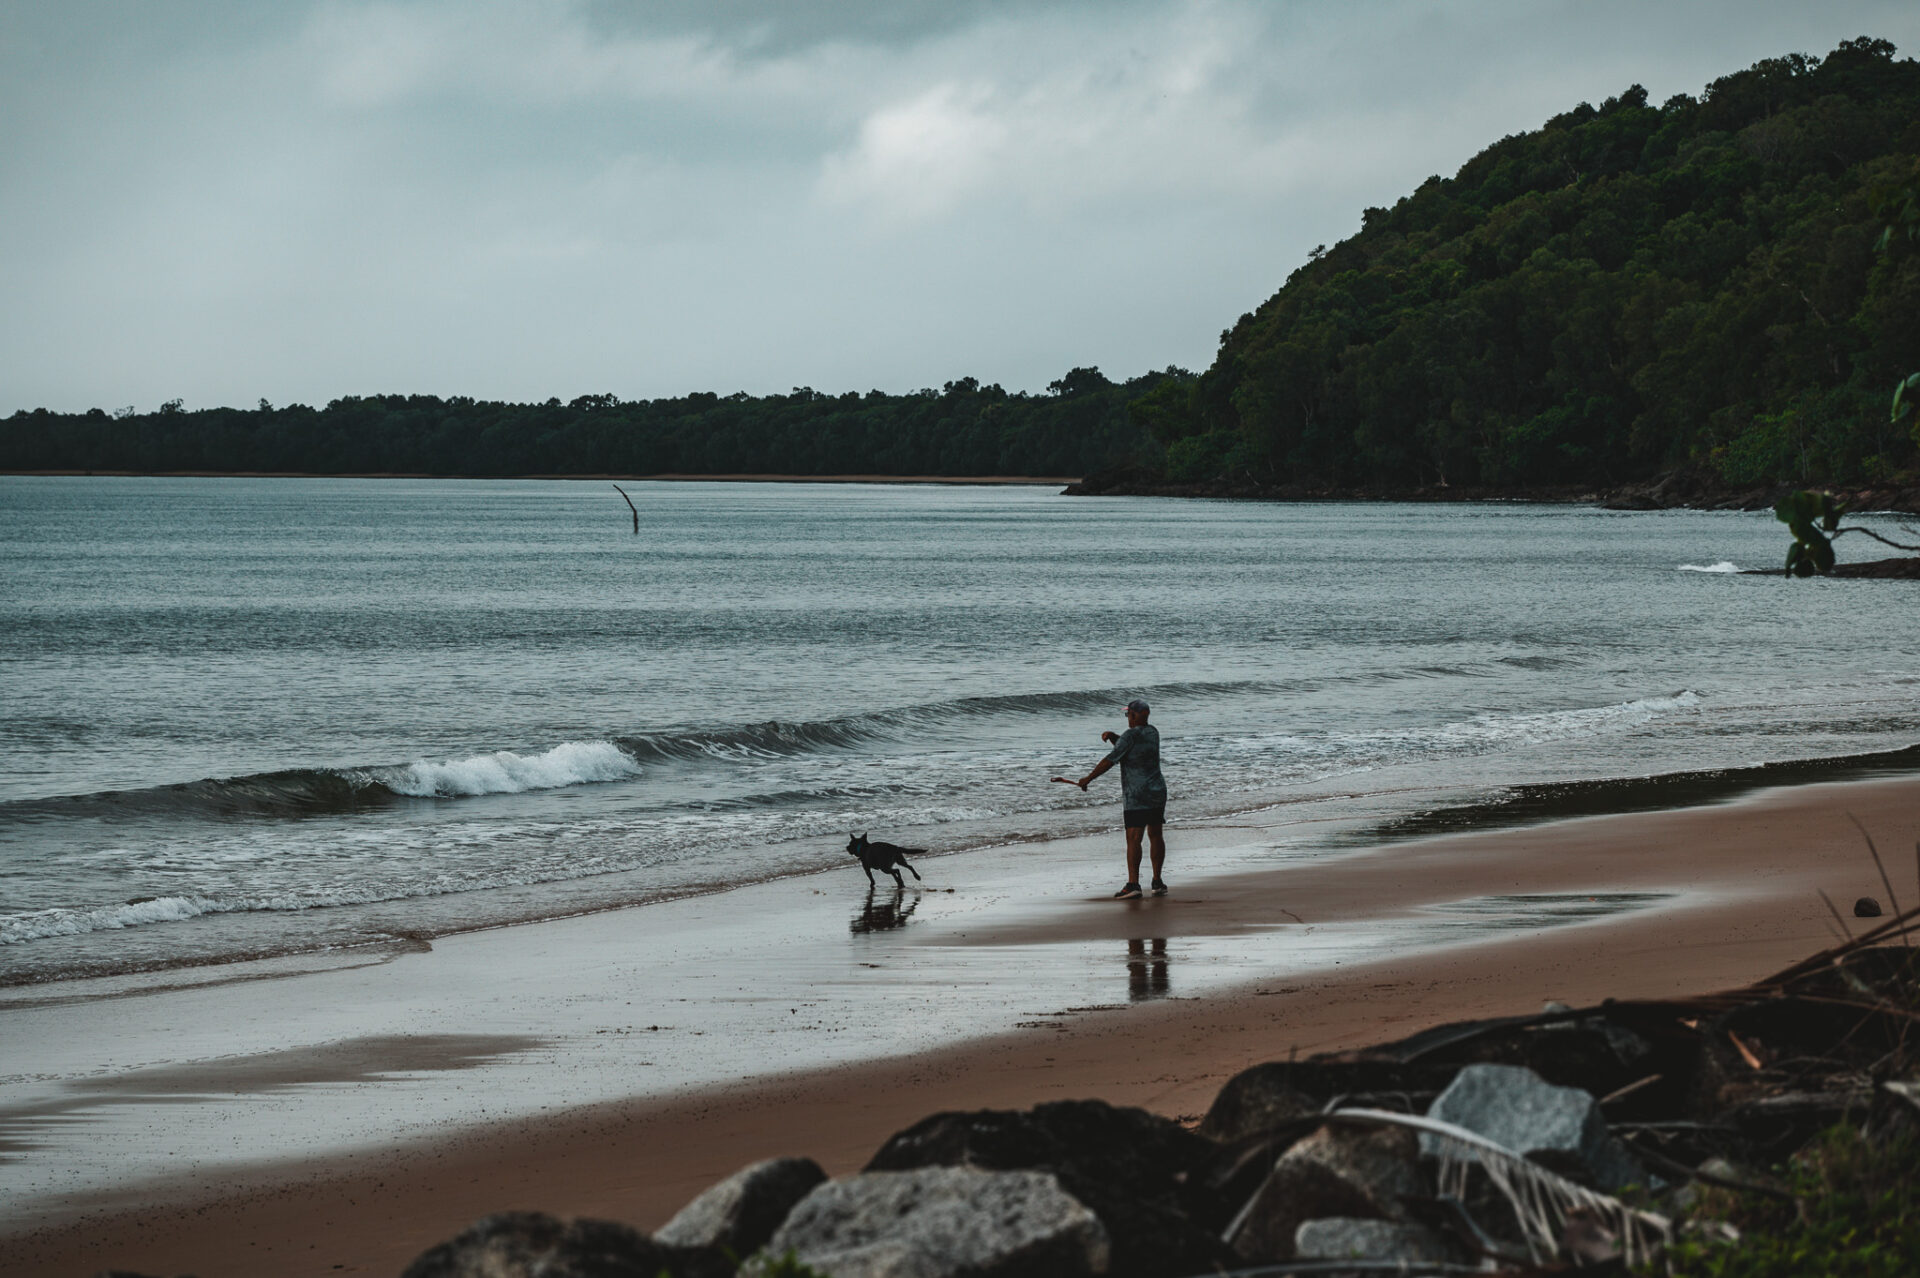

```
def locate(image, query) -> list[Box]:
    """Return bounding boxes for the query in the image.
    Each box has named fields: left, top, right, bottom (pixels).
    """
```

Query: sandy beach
left=3, top=771, right=1913, bottom=1277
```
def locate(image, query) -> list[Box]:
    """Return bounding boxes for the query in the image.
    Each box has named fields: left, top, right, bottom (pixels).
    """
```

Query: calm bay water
left=3, top=477, right=1917, bottom=985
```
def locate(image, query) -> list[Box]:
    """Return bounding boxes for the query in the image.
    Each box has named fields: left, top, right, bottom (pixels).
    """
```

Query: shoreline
left=4, top=773, right=1916, bottom=1277
left=11, top=740, right=1918, bottom=995
left=0, top=471, right=1079, bottom=485
left=11, top=468, right=1919, bottom=515
left=1060, top=466, right=1920, bottom=515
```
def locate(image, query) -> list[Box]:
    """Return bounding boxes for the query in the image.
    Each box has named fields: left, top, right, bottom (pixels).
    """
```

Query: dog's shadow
left=1127, top=936, right=1171, bottom=1001
left=850, top=884, right=920, bottom=935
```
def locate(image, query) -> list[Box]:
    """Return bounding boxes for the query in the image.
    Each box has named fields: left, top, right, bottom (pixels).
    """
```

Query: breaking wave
left=1, top=894, right=224, bottom=945
left=0, top=665, right=1597, bottom=824
left=388, top=741, right=639, bottom=797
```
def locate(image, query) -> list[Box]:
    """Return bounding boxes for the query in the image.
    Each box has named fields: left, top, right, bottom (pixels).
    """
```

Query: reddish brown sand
left=7, top=775, right=1914, bottom=1278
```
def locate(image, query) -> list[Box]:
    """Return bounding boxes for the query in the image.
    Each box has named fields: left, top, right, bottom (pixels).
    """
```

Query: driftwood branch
left=612, top=483, right=638, bottom=534
left=1847, top=812, right=1909, bottom=949
left=1831, top=525, right=1920, bottom=553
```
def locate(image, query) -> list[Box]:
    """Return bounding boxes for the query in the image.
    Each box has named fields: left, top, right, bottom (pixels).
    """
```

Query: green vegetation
left=6, top=39, right=1919, bottom=489
left=1774, top=489, right=1852, bottom=574
left=736, top=1250, right=831, bottom=1278
left=1657, top=1124, right=1919, bottom=1278
left=1151, top=37, right=1920, bottom=491
left=0, top=369, right=1178, bottom=479
left=1772, top=488, right=1920, bottom=573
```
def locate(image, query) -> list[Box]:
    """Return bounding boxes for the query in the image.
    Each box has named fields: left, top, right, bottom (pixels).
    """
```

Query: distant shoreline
left=12, top=470, right=1920, bottom=515
left=1063, top=468, right=1920, bottom=515
left=1, top=470, right=1079, bottom=486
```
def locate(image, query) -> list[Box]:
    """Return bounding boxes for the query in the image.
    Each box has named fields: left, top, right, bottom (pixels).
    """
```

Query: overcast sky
left=4, top=1, right=1918, bottom=413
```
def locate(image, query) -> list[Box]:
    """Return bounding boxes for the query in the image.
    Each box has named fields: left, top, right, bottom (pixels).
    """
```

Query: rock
left=865, top=1098, right=1232, bottom=1276
left=1855, top=896, right=1884, bottom=918
left=653, top=1156, right=825, bottom=1256
left=1293, top=1217, right=1461, bottom=1265
left=1197, top=1062, right=1323, bottom=1142
left=766, top=1166, right=1109, bottom=1278
left=1424, top=1063, right=1644, bottom=1191
left=1226, top=1122, right=1426, bottom=1262
left=399, top=1210, right=728, bottom=1278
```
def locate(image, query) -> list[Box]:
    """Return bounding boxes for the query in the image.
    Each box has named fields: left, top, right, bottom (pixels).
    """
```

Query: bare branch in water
left=1831, top=526, right=1920, bottom=552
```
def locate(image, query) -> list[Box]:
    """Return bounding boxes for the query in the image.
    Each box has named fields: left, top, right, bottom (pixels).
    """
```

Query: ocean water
left=3, top=476, right=1917, bottom=986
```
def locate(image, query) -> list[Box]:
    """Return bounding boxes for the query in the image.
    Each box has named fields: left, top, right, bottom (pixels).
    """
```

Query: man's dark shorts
left=1123, top=805, right=1166, bottom=829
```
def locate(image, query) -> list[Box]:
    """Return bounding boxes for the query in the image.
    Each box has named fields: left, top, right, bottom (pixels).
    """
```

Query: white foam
left=0, top=895, right=223, bottom=945
left=1678, top=561, right=1741, bottom=573
left=387, top=741, right=640, bottom=798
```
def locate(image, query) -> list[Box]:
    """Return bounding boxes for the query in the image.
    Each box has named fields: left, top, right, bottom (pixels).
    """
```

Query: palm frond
left=1328, top=1108, right=1671, bottom=1268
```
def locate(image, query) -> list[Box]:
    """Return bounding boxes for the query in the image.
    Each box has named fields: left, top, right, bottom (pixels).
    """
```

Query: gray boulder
left=1226, top=1122, right=1425, bottom=1262
left=1294, top=1217, right=1461, bottom=1265
left=399, top=1210, right=728, bottom=1278
left=765, top=1166, right=1110, bottom=1278
left=654, top=1156, right=825, bottom=1256
left=863, top=1098, right=1231, bottom=1276
left=1424, top=1063, right=1644, bottom=1191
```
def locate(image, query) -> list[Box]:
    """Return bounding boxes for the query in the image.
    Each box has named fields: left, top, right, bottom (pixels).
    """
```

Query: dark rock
left=1060, top=463, right=1162, bottom=496
left=399, top=1210, right=728, bottom=1278
left=767, top=1166, right=1108, bottom=1278
left=1198, top=1058, right=1444, bottom=1141
left=1293, top=1217, right=1464, bottom=1265
left=1363, top=1003, right=1658, bottom=1105
left=1225, top=1122, right=1426, bottom=1262
left=1830, top=558, right=1920, bottom=579
left=1197, top=1063, right=1322, bottom=1142
left=1425, top=1063, right=1644, bottom=1191
left=1855, top=896, right=1884, bottom=918
left=653, top=1155, right=825, bottom=1255
left=865, top=1098, right=1233, bottom=1277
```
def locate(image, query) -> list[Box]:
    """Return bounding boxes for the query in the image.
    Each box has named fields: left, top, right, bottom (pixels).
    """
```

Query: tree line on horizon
left=5, top=37, right=1918, bottom=491
left=0, top=367, right=1176, bottom=478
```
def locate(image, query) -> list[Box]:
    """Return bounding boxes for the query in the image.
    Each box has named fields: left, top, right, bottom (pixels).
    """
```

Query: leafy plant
left=1774, top=489, right=1920, bottom=575
left=737, top=1248, right=833, bottom=1278
left=1775, top=490, right=1848, bottom=575
left=1657, top=1124, right=1919, bottom=1278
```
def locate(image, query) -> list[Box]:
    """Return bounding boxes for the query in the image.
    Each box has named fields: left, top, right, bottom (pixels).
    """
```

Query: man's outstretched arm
left=1075, top=756, right=1115, bottom=790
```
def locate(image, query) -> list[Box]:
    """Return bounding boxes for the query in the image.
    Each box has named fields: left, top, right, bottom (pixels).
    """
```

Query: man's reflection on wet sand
left=1127, top=936, right=1170, bottom=1001
left=850, top=884, right=919, bottom=934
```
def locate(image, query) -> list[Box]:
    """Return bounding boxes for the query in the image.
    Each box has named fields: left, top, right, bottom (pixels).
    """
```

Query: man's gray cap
left=1125, top=698, right=1150, bottom=713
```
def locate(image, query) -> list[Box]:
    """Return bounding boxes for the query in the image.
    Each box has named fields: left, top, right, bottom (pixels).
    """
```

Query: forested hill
left=1119, top=36, right=1920, bottom=495
left=0, top=367, right=1172, bottom=479
left=7, top=38, right=1919, bottom=493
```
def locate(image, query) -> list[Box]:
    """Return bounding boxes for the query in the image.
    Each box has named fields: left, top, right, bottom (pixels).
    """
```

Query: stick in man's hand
left=1051, top=776, right=1088, bottom=790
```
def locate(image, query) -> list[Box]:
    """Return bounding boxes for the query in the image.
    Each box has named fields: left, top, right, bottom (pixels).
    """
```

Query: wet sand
left=4, top=773, right=1915, bottom=1278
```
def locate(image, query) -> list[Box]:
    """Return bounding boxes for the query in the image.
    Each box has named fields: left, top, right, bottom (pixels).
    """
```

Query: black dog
left=846, top=832, right=925, bottom=888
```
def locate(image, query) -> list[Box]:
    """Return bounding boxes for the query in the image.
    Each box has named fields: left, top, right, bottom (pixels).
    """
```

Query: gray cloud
left=4, top=0, right=1919, bottom=413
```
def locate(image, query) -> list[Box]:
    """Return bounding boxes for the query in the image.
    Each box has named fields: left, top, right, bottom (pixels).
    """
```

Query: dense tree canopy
left=0, top=369, right=1179, bottom=478
left=7, top=38, right=1918, bottom=491
left=1147, top=36, right=1920, bottom=490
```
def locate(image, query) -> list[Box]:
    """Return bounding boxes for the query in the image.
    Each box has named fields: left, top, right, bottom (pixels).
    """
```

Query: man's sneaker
left=1113, top=882, right=1143, bottom=899
left=1150, top=878, right=1168, bottom=896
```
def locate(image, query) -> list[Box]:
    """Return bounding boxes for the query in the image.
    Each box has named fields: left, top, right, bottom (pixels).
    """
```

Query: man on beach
left=1066, top=698, right=1168, bottom=899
